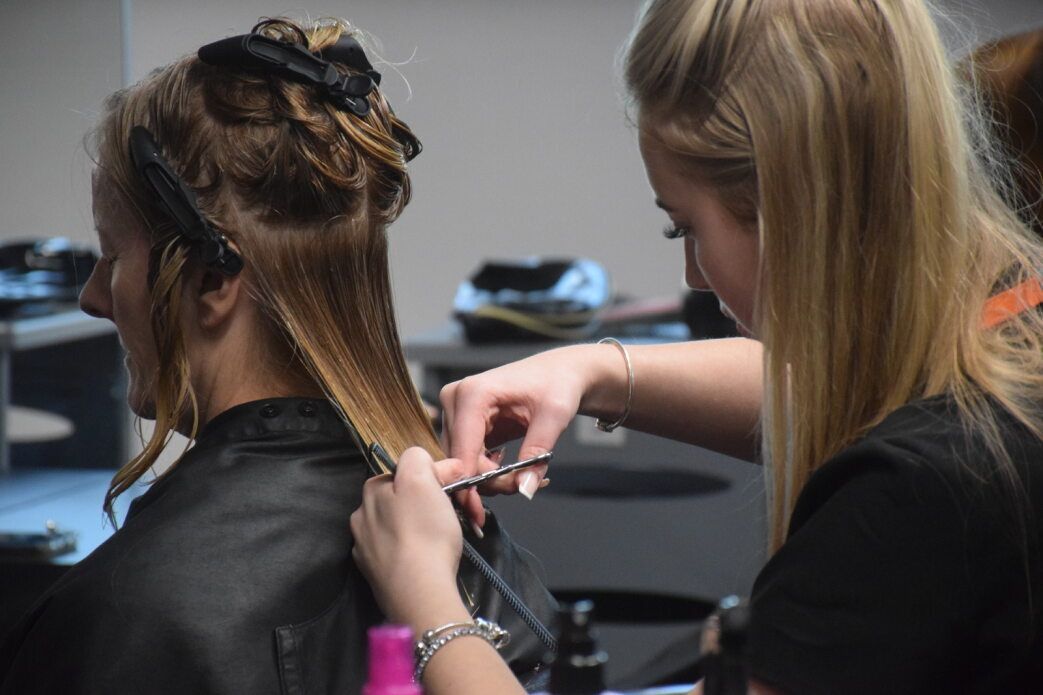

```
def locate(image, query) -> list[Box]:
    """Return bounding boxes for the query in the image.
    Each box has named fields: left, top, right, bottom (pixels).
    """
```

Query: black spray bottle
left=535, top=600, right=622, bottom=695
left=700, top=595, right=751, bottom=695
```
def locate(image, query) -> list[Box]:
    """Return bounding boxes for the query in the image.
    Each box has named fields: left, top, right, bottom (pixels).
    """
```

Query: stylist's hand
left=350, top=448, right=469, bottom=628
left=441, top=344, right=609, bottom=525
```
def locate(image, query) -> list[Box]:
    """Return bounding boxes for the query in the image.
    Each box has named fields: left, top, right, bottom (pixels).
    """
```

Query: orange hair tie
left=981, top=277, right=1043, bottom=329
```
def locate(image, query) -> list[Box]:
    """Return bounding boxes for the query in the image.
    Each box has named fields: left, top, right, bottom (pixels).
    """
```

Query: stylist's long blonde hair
left=94, top=18, right=439, bottom=516
left=625, top=0, right=1043, bottom=550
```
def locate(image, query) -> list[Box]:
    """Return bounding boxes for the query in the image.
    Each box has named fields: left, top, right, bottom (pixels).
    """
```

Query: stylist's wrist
left=394, top=580, right=473, bottom=637
left=381, top=540, right=462, bottom=619
left=576, top=342, right=631, bottom=422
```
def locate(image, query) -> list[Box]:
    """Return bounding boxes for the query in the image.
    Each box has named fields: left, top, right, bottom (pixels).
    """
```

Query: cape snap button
left=298, top=401, right=316, bottom=417
left=259, top=403, right=280, bottom=418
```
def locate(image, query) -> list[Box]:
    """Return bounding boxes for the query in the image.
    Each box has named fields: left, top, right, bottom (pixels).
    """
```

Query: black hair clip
left=321, top=36, right=422, bottom=161
left=198, top=33, right=379, bottom=117
left=128, top=126, right=244, bottom=276
left=319, top=34, right=382, bottom=87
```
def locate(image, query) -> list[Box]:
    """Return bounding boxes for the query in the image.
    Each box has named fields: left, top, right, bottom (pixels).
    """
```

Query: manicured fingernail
left=519, top=471, right=539, bottom=500
left=470, top=521, right=485, bottom=539
left=538, top=478, right=551, bottom=489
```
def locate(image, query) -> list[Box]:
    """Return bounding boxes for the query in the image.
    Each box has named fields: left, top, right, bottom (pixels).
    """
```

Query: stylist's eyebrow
left=654, top=198, right=674, bottom=213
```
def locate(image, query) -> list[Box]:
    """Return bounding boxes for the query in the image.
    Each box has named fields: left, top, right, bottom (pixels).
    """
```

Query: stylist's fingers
left=438, top=380, right=458, bottom=455
left=432, top=454, right=487, bottom=529
left=354, top=471, right=392, bottom=526
left=438, top=375, right=511, bottom=521
left=430, top=456, right=466, bottom=487
left=428, top=453, right=487, bottom=531
left=437, top=383, right=491, bottom=530
left=350, top=473, right=393, bottom=579
left=440, top=377, right=503, bottom=476
left=351, top=448, right=464, bottom=624
left=395, top=447, right=446, bottom=491
left=396, top=449, right=470, bottom=533
left=513, top=462, right=550, bottom=500
left=454, top=488, right=486, bottom=532
left=395, top=448, right=464, bottom=551
left=512, top=403, right=570, bottom=499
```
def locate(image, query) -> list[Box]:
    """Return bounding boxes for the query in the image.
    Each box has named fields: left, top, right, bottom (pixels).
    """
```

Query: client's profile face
left=80, top=170, right=159, bottom=419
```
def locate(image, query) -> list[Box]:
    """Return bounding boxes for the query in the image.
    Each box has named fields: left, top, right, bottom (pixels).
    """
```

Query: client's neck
left=181, top=300, right=327, bottom=432
left=187, top=346, right=326, bottom=432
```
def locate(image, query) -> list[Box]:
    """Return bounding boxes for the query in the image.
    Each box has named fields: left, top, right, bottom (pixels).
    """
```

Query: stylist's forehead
left=638, top=130, right=685, bottom=202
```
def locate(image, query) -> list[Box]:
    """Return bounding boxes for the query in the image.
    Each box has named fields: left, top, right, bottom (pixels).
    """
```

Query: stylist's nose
left=683, top=237, right=711, bottom=291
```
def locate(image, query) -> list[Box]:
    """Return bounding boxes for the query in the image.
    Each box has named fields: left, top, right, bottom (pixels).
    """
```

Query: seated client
left=0, top=18, right=553, bottom=695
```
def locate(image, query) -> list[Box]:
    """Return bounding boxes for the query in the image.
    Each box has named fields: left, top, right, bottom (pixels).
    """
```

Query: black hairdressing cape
left=0, top=398, right=555, bottom=694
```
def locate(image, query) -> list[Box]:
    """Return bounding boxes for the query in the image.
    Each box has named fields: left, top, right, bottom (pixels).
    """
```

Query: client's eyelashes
left=662, top=225, right=690, bottom=240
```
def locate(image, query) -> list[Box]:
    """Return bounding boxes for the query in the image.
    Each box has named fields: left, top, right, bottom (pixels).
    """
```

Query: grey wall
left=938, top=0, right=1043, bottom=51
left=0, top=0, right=122, bottom=250
left=125, top=0, right=683, bottom=338
left=142, top=1, right=659, bottom=338
left=5, top=0, right=1041, bottom=338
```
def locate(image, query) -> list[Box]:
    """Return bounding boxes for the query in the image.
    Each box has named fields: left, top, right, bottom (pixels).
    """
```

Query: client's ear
left=193, top=266, right=242, bottom=331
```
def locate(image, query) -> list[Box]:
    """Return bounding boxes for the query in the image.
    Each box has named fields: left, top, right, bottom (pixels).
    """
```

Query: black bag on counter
left=453, top=257, right=612, bottom=343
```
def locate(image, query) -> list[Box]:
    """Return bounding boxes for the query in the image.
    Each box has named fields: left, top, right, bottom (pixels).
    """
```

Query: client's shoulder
left=79, top=398, right=375, bottom=627
left=134, top=396, right=371, bottom=515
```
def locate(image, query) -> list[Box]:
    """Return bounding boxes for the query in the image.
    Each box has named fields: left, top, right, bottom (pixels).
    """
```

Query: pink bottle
left=362, top=624, right=423, bottom=695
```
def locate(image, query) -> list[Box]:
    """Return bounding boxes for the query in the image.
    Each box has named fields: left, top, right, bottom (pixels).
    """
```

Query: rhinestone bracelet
left=413, top=617, right=510, bottom=682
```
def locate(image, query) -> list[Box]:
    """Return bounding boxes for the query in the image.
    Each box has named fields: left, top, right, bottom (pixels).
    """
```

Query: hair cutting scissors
left=368, top=443, right=552, bottom=494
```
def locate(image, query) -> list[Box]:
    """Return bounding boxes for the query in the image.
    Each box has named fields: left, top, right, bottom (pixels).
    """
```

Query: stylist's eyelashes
left=662, top=224, right=690, bottom=240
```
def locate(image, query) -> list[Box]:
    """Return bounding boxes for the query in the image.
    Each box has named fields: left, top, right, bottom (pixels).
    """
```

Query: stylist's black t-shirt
left=749, top=397, right=1043, bottom=694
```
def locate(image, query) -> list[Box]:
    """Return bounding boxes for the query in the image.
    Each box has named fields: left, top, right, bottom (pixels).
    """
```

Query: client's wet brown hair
left=94, top=18, right=439, bottom=516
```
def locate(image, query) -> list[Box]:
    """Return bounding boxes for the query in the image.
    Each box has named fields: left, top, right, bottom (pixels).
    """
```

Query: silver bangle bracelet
left=413, top=617, right=510, bottom=682
left=594, top=337, right=634, bottom=433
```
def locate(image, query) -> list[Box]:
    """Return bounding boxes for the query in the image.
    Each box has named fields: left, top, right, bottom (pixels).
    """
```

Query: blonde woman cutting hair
left=0, top=17, right=553, bottom=695
left=351, top=0, right=1043, bottom=692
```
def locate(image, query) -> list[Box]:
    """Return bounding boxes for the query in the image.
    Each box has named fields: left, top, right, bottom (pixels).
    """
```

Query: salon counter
left=0, top=308, right=127, bottom=472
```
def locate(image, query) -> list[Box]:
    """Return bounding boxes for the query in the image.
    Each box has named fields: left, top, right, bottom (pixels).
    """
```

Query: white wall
left=2, top=1, right=1042, bottom=338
